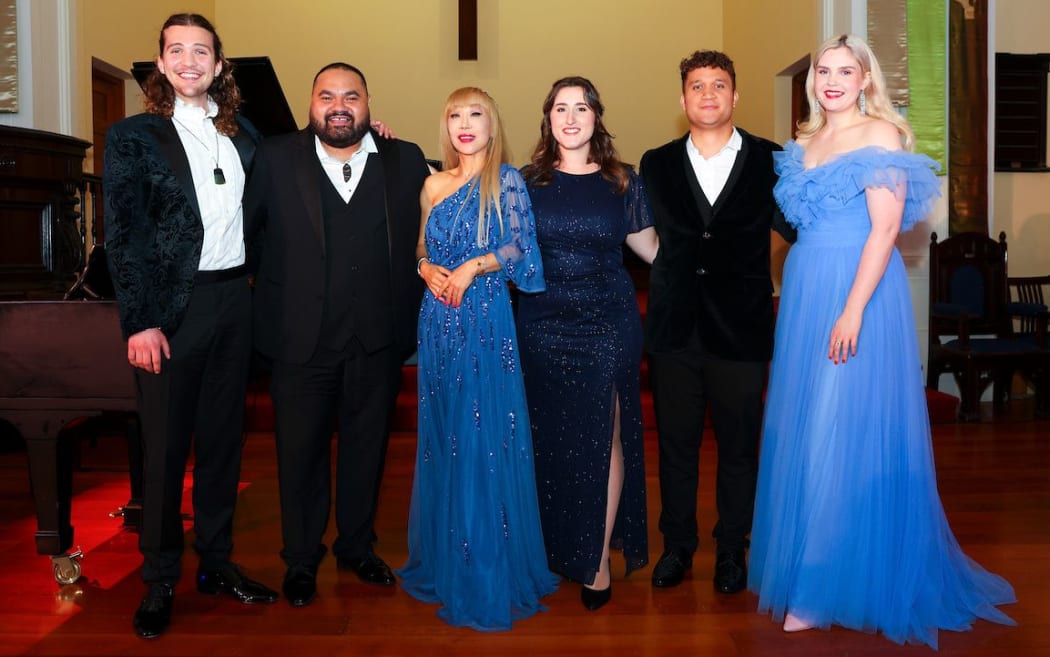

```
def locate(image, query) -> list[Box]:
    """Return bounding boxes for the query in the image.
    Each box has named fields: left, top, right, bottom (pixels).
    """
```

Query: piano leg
left=16, top=410, right=99, bottom=583
left=112, top=413, right=144, bottom=530
left=24, top=422, right=76, bottom=557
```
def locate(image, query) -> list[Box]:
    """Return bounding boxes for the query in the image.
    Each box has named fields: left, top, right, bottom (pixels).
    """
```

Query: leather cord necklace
left=172, top=116, right=226, bottom=185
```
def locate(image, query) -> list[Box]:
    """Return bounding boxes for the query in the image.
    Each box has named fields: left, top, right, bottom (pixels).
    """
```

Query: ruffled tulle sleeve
left=493, top=164, right=546, bottom=293
left=772, top=141, right=815, bottom=230
left=774, top=141, right=942, bottom=232
left=851, top=148, right=941, bottom=231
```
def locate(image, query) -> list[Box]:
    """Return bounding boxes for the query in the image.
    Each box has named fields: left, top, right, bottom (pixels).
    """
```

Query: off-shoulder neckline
left=784, top=140, right=905, bottom=172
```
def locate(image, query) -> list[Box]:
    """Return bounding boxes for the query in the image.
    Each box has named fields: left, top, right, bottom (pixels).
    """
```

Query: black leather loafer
left=197, top=564, right=279, bottom=604
left=282, top=567, right=317, bottom=607
left=133, top=583, right=174, bottom=639
left=651, top=547, right=692, bottom=588
left=337, top=552, right=396, bottom=586
left=713, top=549, right=747, bottom=594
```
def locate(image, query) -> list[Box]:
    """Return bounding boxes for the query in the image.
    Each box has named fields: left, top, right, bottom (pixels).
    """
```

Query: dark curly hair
left=143, top=13, right=241, bottom=136
left=524, top=76, right=628, bottom=194
left=679, top=50, right=736, bottom=90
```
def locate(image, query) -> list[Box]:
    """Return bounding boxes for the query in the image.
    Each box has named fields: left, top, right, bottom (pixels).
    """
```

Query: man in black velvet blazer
left=641, top=50, right=796, bottom=594
left=104, top=13, right=278, bottom=640
left=246, top=63, right=428, bottom=607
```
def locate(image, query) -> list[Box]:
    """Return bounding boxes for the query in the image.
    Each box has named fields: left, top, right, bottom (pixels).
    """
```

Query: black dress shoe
left=581, top=583, right=611, bottom=611
left=337, top=552, right=396, bottom=586
left=133, top=583, right=174, bottom=639
left=197, top=564, right=279, bottom=604
left=651, top=547, right=692, bottom=588
left=713, top=549, right=747, bottom=594
left=282, top=567, right=317, bottom=607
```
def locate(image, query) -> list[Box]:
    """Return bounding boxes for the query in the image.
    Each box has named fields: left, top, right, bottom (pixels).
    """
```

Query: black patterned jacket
left=103, top=112, right=260, bottom=339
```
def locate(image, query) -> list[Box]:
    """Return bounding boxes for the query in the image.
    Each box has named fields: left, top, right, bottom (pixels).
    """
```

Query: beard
left=311, top=108, right=370, bottom=148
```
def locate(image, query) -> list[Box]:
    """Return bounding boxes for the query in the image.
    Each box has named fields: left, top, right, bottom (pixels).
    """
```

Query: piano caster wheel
left=51, top=548, right=83, bottom=585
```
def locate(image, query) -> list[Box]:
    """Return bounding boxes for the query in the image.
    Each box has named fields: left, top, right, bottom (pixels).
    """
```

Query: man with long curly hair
left=104, top=13, right=278, bottom=639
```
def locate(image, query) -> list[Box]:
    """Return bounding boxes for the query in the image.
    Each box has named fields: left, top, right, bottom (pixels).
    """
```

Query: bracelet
left=416, top=256, right=429, bottom=276
left=475, top=255, right=485, bottom=273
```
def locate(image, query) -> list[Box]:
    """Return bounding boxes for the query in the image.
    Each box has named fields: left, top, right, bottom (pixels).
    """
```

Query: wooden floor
left=0, top=406, right=1046, bottom=657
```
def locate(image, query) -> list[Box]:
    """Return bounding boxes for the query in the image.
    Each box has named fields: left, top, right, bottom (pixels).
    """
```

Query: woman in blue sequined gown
left=396, top=87, right=557, bottom=632
left=517, top=77, right=657, bottom=611
left=748, top=35, right=1015, bottom=648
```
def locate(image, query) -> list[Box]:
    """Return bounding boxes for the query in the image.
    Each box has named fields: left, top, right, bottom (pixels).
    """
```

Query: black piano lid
left=131, top=56, right=298, bottom=137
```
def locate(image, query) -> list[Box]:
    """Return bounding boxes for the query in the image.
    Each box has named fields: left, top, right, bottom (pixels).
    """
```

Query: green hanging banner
left=908, top=0, right=947, bottom=169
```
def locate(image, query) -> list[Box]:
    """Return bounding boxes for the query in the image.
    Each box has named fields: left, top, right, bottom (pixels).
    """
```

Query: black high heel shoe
left=581, top=582, right=611, bottom=611
left=582, top=559, right=612, bottom=611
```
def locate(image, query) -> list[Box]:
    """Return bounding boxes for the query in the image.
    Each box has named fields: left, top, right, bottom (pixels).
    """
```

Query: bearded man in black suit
left=246, top=63, right=428, bottom=608
left=105, top=12, right=278, bottom=640
left=641, top=50, right=796, bottom=594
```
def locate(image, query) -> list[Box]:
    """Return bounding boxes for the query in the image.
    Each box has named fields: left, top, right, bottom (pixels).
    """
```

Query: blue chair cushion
left=941, top=338, right=1039, bottom=354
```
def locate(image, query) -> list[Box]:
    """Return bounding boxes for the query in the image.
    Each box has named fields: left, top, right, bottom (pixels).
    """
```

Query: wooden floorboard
left=0, top=406, right=1046, bottom=656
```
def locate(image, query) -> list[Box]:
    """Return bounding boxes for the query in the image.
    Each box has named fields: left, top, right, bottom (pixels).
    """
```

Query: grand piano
left=0, top=301, right=136, bottom=583
left=0, top=57, right=296, bottom=584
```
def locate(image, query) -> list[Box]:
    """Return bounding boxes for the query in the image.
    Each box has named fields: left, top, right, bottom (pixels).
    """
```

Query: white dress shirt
left=685, top=127, right=742, bottom=206
left=315, top=132, right=378, bottom=204
left=171, top=97, right=246, bottom=271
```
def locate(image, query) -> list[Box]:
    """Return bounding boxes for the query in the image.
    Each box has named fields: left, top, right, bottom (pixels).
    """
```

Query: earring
left=859, top=90, right=867, bottom=115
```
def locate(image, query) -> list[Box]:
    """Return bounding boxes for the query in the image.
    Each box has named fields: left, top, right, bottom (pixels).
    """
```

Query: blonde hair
left=798, top=34, right=915, bottom=150
left=439, top=87, right=511, bottom=246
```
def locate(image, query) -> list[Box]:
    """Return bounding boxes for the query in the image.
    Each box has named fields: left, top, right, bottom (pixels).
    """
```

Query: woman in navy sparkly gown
left=518, top=77, right=658, bottom=611
left=397, top=87, right=556, bottom=631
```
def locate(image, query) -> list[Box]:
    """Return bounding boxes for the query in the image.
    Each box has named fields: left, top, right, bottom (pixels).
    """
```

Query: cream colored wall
left=994, top=175, right=1050, bottom=276
left=994, top=0, right=1050, bottom=276
left=722, top=0, right=818, bottom=139
left=722, top=0, right=818, bottom=291
left=76, top=0, right=216, bottom=170
left=215, top=0, right=721, bottom=166
left=75, top=1, right=833, bottom=166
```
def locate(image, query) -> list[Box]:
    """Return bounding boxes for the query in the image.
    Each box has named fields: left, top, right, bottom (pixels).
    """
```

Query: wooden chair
left=1008, top=274, right=1050, bottom=339
left=927, top=232, right=1050, bottom=421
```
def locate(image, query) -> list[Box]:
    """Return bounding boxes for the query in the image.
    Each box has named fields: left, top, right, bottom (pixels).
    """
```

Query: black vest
left=318, top=154, right=393, bottom=352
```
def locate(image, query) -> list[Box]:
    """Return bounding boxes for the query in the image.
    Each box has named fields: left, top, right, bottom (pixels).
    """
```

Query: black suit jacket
left=104, top=112, right=260, bottom=339
left=246, top=129, right=429, bottom=364
left=640, top=128, right=796, bottom=361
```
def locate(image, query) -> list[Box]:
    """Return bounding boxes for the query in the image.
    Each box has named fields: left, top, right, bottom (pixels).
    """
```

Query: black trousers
left=270, top=338, right=401, bottom=570
left=649, top=328, right=766, bottom=555
left=135, top=273, right=252, bottom=585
